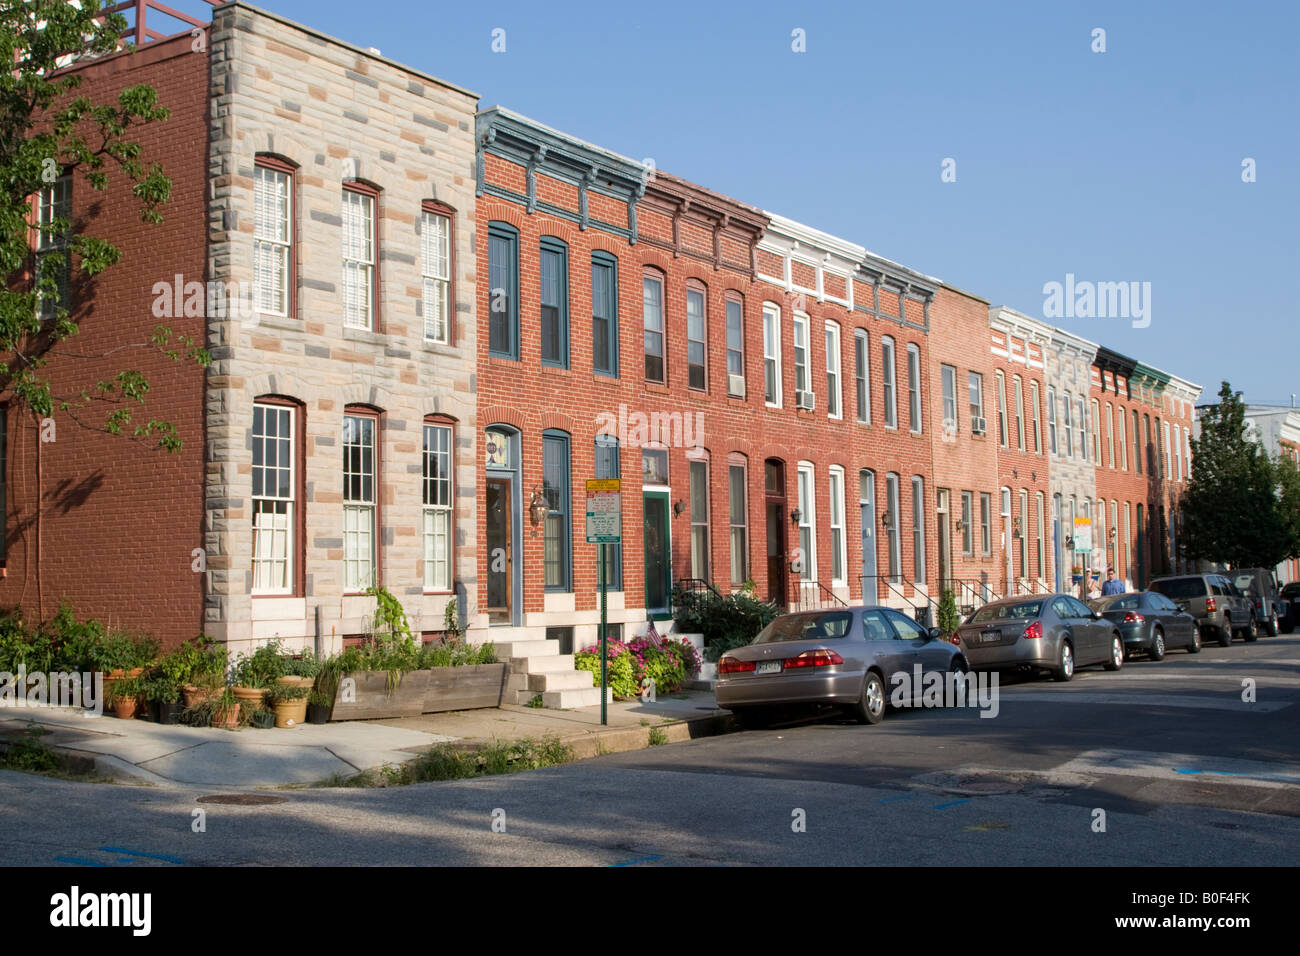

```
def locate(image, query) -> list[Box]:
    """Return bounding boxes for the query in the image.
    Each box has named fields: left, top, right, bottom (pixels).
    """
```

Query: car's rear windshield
left=1095, top=594, right=1141, bottom=611
left=1150, top=577, right=1206, bottom=598
left=1232, top=574, right=1258, bottom=593
left=969, top=601, right=1042, bottom=624
left=754, top=610, right=854, bottom=643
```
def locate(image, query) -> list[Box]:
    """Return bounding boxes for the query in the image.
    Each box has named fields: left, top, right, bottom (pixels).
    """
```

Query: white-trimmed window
left=252, top=403, right=294, bottom=594
left=690, top=456, right=710, bottom=580
left=995, top=371, right=1008, bottom=447
left=1107, top=403, right=1115, bottom=468
left=980, top=492, right=992, bottom=556
left=941, top=364, right=957, bottom=431
left=728, top=458, right=748, bottom=585
left=342, top=186, right=376, bottom=330
left=792, top=311, right=810, bottom=401
left=763, top=302, right=781, bottom=406
left=912, top=476, right=926, bottom=584
left=796, top=462, right=817, bottom=582
left=1077, top=397, right=1088, bottom=462
left=961, top=491, right=974, bottom=556
left=825, top=321, right=842, bottom=419
left=422, top=422, right=452, bottom=591
left=253, top=161, right=291, bottom=316
left=687, top=284, right=707, bottom=391
left=421, top=207, right=451, bottom=343
left=1091, top=398, right=1101, bottom=463
left=1013, top=376, right=1025, bottom=450
left=886, top=473, right=901, bottom=582
left=882, top=336, right=897, bottom=428
left=726, top=296, right=744, bottom=397
left=1062, top=392, right=1074, bottom=457
left=969, top=372, right=984, bottom=434
left=1164, top=420, right=1172, bottom=478
left=1047, top=387, right=1058, bottom=454
left=855, top=330, right=870, bottom=423
left=1118, top=408, right=1128, bottom=470
left=1036, top=491, right=1046, bottom=580
left=1019, top=489, right=1029, bottom=579
left=1184, top=424, right=1192, bottom=479
left=343, top=412, right=377, bottom=591
left=644, top=273, right=665, bottom=383
left=1030, top=381, right=1041, bottom=453
left=907, top=343, right=922, bottom=433
left=829, top=466, right=846, bottom=586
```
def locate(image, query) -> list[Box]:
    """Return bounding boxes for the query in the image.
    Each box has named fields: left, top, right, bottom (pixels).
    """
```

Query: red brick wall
left=992, top=334, right=1051, bottom=591
left=1, top=36, right=208, bottom=647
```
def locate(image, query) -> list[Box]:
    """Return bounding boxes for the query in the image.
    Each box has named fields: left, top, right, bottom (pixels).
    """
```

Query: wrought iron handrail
left=675, top=577, right=722, bottom=601
left=938, top=577, right=998, bottom=611
left=790, top=579, right=847, bottom=611
left=861, top=574, right=930, bottom=622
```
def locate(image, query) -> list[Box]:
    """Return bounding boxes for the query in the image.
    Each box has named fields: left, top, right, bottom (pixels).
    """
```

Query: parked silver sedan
left=956, top=593, right=1124, bottom=682
left=1087, top=590, right=1201, bottom=659
left=715, top=606, right=968, bottom=728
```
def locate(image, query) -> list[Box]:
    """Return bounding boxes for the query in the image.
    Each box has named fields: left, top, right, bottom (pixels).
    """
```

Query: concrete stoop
left=494, top=637, right=611, bottom=709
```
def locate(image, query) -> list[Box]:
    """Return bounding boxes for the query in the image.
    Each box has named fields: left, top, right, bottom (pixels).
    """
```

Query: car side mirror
left=1091, top=611, right=1102, bottom=620
left=927, top=626, right=942, bottom=641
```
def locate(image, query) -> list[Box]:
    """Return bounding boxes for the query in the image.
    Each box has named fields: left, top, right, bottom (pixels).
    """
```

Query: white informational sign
left=1073, top=517, right=1093, bottom=554
left=585, top=479, right=621, bottom=544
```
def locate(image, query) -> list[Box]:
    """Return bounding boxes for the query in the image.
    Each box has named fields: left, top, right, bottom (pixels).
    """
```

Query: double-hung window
left=690, top=457, right=710, bottom=580
left=341, top=185, right=376, bottom=330
left=881, top=336, right=897, bottom=428
left=540, top=238, right=569, bottom=367
left=797, top=463, right=817, bottom=582
left=420, top=206, right=451, bottom=343
left=995, top=371, right=1008, bottom=446
left=253, top=160, right=292, bottom=316
left=969, top=372, right=984, bottom=434
left=592, top=253, right=618, bottom=376
left=792, top=312, right=810, bottom=400
left=829, top=466, right=846, bottom=585
left=729, top=459, right=748, bottom=584
left=1077, top=397, right=1088, bottom=461
left=543, top=431, right=571, bottom=591
left=961, top=491, right=974, bottom=556
left=252, top=403, right=295, bottom=594
left=911, top=476, right=925, bottom=583
left=1062, top=392, right=1074, bottom=457
left=941, top=364, right=957, bottom=431
left=687, top=285, right=707, bottom=390
left=763, top=303, right=781, bottom=405
left=343, top=412, right=377, bottom=591
left=907, top=343, right=921, bottom=433
left=1013, top=376, right=1025, bottom=450
left=1047, top=387, right=1058, bottom=454
left=643, top=274, right=665, bottom=383
left=488, top=222, right=519, bottom=358
left=1030, top=381, right=1042, bottom=453
left=422, top=423, right=452, bottom=591
left=980, top=492, right=992, bottom=556
left=36, top=176, right=72, bottom=320
left=856, top=331, right=870, bottom=423
left=885, top=473, right=901, bottom=582
left=826, top=322, right=842, bottom=419
left=726, top=297, right=744, bottom=396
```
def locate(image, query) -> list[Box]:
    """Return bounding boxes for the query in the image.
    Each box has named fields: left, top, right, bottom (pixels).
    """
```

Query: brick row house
left=3, top=3, right=1207, bottom=686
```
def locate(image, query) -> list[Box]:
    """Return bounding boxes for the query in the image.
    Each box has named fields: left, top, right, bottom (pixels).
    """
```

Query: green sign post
left=585, top=479, right=621, bottom=726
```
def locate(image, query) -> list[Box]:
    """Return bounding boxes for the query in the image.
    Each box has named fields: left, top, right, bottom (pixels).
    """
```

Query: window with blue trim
left=543, top=430, right=571, bottom=591
left=592, top=252, right=618, bottom=377
left=488, top=222, right=518, bottom=359
left=540, top=237, right=568, bottom=368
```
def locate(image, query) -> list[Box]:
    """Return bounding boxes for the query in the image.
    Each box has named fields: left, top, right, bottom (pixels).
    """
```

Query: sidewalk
left=0, top=690, right=729, bottom=790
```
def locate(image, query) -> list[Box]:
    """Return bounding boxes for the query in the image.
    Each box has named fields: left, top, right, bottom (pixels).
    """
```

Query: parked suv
left=1280, top=581, right=1300, bottom=633
left=1231, top=568, right=1289, bottom=636
left=1149, top=574, right=1257, bottom=646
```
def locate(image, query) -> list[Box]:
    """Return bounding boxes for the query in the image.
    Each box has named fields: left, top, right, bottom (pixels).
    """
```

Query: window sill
left=342, top=326, right=387, bottom=347
left=488, top=354, right=521, bottom=367
left=642, top=381, right=671, bottom=395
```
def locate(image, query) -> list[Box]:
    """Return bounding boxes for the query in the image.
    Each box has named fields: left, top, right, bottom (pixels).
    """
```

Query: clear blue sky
left=242, top=0, right=1298, bottom=403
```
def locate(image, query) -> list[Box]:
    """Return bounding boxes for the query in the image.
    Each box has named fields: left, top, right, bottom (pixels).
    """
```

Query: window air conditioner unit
left=728, top=374, right=746, bottom=398
left=972, top=416, right=987, bottom=435
left=796, top=390, right=815, bottom=411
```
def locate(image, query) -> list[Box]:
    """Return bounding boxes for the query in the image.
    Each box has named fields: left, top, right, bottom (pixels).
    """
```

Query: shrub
left=937, top=589, right=961, bottom=640
left=671, top=586, right=782, bottom=662
left=232, top=639, right=290, bottom=688
left=574, top=648, right=637, bottom=698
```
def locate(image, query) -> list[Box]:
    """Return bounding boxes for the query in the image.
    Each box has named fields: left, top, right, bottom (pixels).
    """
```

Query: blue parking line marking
left=878, top=793, right=917, bottom=803
left=99, top=846, right=184, bottom=864
left=54, top=857, right=109, bottom=866
left=933, top=799, right=970, bottom=810
left=609, top=855, right=662, bottom=867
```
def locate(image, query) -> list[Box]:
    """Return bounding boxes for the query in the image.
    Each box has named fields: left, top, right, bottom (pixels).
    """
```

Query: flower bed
left=574, top=636, right=701, bottom=698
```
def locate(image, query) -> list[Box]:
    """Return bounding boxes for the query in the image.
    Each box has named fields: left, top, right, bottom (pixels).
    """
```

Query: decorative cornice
left=638, top=170, right=768, bottom=274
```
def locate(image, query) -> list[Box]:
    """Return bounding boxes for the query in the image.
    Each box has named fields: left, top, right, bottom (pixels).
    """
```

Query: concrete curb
left=551, top=711, right=735, bottom=761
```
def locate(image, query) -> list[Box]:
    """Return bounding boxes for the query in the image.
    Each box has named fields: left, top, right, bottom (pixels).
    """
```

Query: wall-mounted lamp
left=673, top=499, right=685, bottom=517
left=1013, top=516, right=1023, bottom=538
left=1065, top=535, right=1075, bottom=549
left=1108, top=527, right=1117, bottom=541
left=1012, top=468, right=1019, bottom=480
left=790, top=507, right=802, bottom=525
left=528, top=488, right=548, bottom=527
left=881, top=512, right=892, bottom=529
left=954, top=519, right=967, bottom=533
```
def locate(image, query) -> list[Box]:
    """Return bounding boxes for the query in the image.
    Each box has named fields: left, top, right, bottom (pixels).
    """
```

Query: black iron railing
left=862, top=574, right=931, bottom=623
left=675, top=578, right=722, bottom=601
left=790, top=579, right=847, bottom=611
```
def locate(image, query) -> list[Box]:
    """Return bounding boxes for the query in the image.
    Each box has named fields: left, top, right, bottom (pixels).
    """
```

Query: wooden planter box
left=329, top=664, right=505, bottom=720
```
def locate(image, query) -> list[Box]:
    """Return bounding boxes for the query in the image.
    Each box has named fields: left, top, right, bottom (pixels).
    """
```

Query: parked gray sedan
left=956, top=593, right=1123, bottom=682
left=1087, top=590, right=1200, bottom=659
left=715, top=606, right=968, bottom=728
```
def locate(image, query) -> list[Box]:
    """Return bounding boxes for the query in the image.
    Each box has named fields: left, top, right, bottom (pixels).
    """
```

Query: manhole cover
left=196, top=794, right=287, bottom=806
left=955, top=779, right=1023, bottom=795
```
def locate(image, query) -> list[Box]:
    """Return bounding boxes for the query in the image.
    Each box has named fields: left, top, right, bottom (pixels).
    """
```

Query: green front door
left=643, top=491, right=671, bottom=616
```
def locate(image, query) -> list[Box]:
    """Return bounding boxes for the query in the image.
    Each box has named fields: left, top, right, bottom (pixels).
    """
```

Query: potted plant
left=277, top=647, right=320, bottom=692
left=144, top=673, right=184, bottom=724
left=264, top=681, right=309, bottom=728
left=232, top=640, right=286, bottom=717
left=208, top=686, right=241, bottom=729
left=306, top=689, right=332, bottom=724
left=178, top=638, right=228, bottom=709
left=249, top=707, right=276, bottom=729
left=107, top=675, right=146, bottom=720
left=94, top=632, right=160, bottom=701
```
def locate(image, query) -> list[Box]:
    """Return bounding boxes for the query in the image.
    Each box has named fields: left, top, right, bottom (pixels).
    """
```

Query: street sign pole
left=599, top=542, right=607, bottom=726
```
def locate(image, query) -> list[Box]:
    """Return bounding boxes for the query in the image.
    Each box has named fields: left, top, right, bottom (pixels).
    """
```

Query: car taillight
left=1022, top=621, right=1042, bottom=639
left=1122, top=612, right=1145, bottom=623
left=783, top=649, right=844, bottom=669
left=718, top=656, right=755, bottom=674
left=949, top=634, right=962, bottom=647
left=1205, top=597, right=1217, bottom=612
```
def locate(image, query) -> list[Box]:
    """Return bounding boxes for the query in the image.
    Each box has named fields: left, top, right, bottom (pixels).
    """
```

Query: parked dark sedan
left=955, top=593, right=1124, bottom=681
left=1087, top=590, right=1201, bottom=659
left=715, top=606, right=968, bottom=728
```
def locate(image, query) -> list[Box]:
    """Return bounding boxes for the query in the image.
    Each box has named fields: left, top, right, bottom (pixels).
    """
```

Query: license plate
left=981, top=630, right=1001, bottom=644
left=755, top=661, right=782, bottom=675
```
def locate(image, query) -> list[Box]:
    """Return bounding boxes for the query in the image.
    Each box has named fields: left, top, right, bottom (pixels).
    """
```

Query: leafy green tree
left=1180, top=382, right=1295, bottom=568
left=1, top=0, right=208, bottom=451
left=936, top=588, right=961, bottom=638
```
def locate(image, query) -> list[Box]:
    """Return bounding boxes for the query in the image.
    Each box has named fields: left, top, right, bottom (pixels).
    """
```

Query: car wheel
left=1052, top=641, right=1075, bottom=682
left=1187, top=628, right=1201, bottom=653
left=732, top=707, right=773, bottom=730
left=853, top=671, right=885, bottom=725
left=1149, top=627, right=1166, bottom=661
left=1217, top=620, right=1232, bottom=647
left=1103, top=634, right=1124, bottom=671
left=1244, top=614, right=1258, bottom=643
left=1265, top=612, right=1278, bottom=637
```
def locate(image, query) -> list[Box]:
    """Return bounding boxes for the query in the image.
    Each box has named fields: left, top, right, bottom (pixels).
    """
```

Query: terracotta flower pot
left=102, top=667, right=145, bottom=701
left=275, top=676, right=315, bottom=691
left=182, top=685, right=213, bottom=709
left=111, top=696, right=139, bottom=719
left=232, top=685, right=267, bottom=714
left=273, top=698, right=308, bottom=729
left=210, top=705, right=240, bottom=729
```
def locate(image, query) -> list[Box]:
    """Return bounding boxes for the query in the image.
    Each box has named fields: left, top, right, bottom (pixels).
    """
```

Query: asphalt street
left=3, top=634, right=1298, bottom=866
